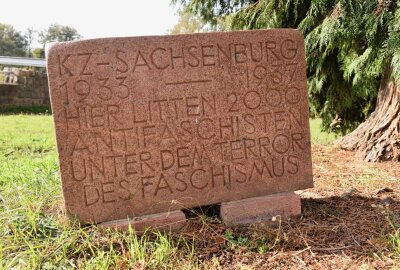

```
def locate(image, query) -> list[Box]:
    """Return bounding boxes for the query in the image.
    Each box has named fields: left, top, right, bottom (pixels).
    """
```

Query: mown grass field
left=0, top=114, right=399, bottom=269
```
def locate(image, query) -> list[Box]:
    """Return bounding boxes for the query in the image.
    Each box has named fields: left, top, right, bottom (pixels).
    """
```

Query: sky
left=0, top=0, right=180, bottom=47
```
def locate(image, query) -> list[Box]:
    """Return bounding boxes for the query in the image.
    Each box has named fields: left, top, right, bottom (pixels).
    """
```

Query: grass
left=0, top=114, right=399, bottom=269
left=0, top=105, right=51, bottom=114
left=0, top=114, right=201, bottom=269
left=309, top=118, right=338, bottom=145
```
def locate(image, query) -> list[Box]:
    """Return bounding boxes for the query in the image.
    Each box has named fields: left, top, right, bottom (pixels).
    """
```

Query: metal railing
left=0, top=56, right=46, bottom=84
left=0, top=56, right=46, bottom=67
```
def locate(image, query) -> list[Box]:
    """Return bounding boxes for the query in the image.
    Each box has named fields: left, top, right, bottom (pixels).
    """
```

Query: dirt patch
left=177, top=145, right=400, bottom=269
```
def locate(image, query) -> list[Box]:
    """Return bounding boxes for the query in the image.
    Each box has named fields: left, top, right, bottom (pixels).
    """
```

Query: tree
left=24, top=28, right=36, bottom=57
left=170, top=8, right=231, bottom=34
left=39, top=24, right=82, bottom=46
left=170, top=9, right=207, bottom=34
left=0, top=23, right=27, bottom=56
left=32, top=47, right=45, bottom=58
left=172, top=0, right=400, bottom=162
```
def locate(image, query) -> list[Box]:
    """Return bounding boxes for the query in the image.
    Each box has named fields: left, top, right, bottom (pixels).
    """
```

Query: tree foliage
left=170, top=8, right=232, bottom=34
left=170, top=9, right=207, bottom=34
left=0, top=23, right=82, bottom=58
left=24, top=28, right=36, bottom=57
left=172, top=0, right=400, bottom=133
left=39, top=24, right=82, bottom=46
left=0, top=23, right=27, bottom=57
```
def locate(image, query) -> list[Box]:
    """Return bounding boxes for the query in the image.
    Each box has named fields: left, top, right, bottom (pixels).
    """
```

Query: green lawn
left=309, top=118, right=338, bottom=145
left=0, top=115, right=340, bottom=269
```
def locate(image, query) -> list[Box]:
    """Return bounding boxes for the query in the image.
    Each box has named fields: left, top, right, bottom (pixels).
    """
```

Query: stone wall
left=0, top=70, right=50, bottom=107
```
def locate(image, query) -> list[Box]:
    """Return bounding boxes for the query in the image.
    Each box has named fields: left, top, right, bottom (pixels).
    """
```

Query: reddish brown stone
left=98, top=210, right=186, bottom=233
left=220, top=192, right=301, bottom=226
left=47, top=29, right=313, bottom=224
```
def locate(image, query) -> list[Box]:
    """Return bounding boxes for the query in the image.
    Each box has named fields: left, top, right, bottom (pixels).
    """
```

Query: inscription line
left=165, top=79, right=212, bottom=86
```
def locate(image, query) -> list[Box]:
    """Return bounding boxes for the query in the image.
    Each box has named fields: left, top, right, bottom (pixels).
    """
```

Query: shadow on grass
left=0, top=105, right=52, bottom=115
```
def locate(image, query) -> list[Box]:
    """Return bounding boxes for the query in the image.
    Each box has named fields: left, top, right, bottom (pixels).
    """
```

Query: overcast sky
left=1, top=0, right=180, bottom=46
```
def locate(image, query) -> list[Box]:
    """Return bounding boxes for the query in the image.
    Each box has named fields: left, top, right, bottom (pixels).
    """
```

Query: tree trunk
left=338, top=68, right=400, bottom=162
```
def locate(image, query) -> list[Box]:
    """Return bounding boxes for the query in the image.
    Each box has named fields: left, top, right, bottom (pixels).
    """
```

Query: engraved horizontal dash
left=96, top=62, right=109, bottom=66
left=165, top=79, right=212, bottom=86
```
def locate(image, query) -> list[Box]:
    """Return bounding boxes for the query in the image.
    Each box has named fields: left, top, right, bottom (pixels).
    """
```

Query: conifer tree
left=172, top=0, right=400, bottom=162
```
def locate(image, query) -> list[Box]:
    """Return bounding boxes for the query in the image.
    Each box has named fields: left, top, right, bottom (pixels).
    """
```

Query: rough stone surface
left=220, top=192, right=301, bottom=226
left=98, top=210, right=186, bottom=233
left=47, top=29, right=313, bottom=224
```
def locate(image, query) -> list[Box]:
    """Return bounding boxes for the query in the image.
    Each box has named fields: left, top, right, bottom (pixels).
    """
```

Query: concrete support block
left=220, top=192, right=301, bottom=226
left=98, top=210, right=186, bottom=233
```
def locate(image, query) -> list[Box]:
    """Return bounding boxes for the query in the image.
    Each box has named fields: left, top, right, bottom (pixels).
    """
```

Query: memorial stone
left=47, top=29, right=313, bottom=227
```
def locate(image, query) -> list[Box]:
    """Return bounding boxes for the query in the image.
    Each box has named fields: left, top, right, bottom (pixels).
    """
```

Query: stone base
left=97, top=192, right=301, bottom=231
left=220, top=192, right=301, bottom=226
left=98, top=210, right=186, bottom=233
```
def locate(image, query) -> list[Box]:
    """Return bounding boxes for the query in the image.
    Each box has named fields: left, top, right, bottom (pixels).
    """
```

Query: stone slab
left=220, top=192, right=301, bottom=226
left=46, top=29, right=313, bottom=224
left=98, top=210, right=186, bottom=233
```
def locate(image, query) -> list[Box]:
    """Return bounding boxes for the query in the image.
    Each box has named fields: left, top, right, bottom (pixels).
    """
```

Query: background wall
left=0, top=70, right=50, bottom=107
